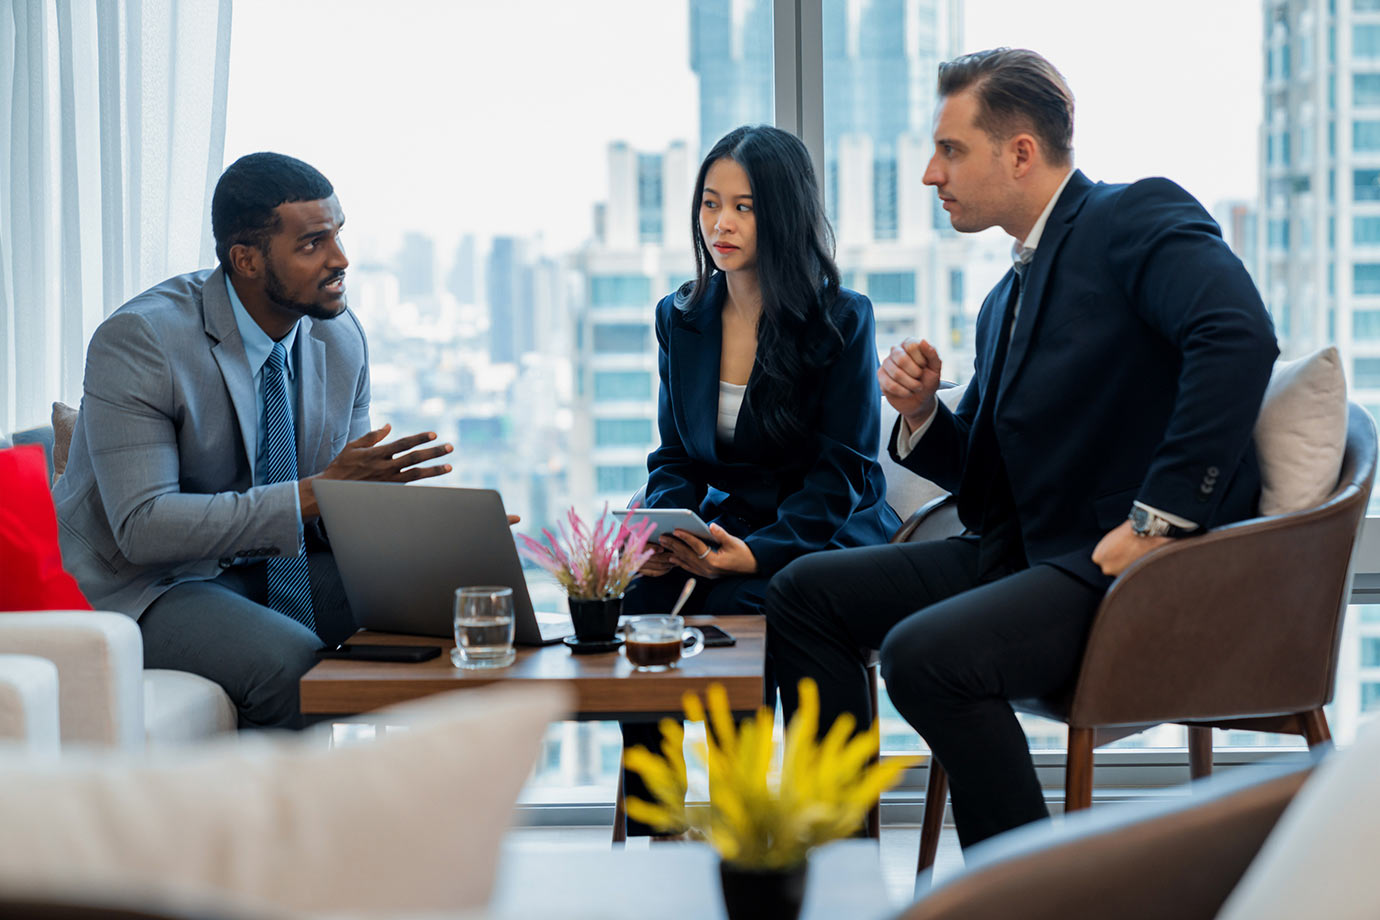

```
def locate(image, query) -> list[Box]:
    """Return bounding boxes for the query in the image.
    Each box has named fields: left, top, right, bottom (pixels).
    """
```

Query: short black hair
left=211, top=152, right=334, bottom=272
left=938, top=48, right=1075, bottom=166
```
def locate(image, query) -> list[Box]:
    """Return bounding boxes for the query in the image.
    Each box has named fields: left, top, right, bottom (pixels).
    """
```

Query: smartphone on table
left=315, top=644, right=442, bottom=662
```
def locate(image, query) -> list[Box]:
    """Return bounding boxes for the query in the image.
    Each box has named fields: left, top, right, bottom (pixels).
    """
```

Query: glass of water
left=452, top=586, right=516, bottom=669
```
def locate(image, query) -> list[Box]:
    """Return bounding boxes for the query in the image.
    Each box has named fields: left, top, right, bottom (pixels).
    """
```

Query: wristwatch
left=1127, top=506, right=1191, bottom=538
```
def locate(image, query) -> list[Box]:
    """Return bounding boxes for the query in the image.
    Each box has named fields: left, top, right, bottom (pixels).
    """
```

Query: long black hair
left=677, top=125, right=844, bottom=450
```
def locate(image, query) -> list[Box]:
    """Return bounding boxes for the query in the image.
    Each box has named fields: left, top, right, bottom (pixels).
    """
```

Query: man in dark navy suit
left=764, top=48, right=1279, bottom=849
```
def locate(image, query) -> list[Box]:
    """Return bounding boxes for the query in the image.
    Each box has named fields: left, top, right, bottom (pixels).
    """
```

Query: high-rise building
left=690, top=0, right=774, bottom=155
left=395, top=232, right=436, bottom=302
left=447, top=234, right=480, bottom=305
left=487, top=237, right=536, bottom=365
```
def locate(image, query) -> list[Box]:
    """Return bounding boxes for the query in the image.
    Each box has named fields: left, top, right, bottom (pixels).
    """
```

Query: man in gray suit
left=53, top=152, right=454, bottom=728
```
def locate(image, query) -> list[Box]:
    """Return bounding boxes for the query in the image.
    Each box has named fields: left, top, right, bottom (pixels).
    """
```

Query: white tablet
left=612, top=508, right=715, bottom=543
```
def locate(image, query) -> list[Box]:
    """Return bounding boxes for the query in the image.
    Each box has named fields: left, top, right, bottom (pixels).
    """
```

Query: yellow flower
left=624, top=678, right=922, bottom=870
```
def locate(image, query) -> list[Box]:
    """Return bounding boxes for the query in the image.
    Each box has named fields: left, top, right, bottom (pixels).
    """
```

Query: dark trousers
left=140, top=540, right=355, bottom=730
left=763, top=536, right=1103, bottom=848
left=619, top=571, right=770, bottom=836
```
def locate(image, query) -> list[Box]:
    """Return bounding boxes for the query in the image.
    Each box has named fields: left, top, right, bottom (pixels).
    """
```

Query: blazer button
left=1200, top=483, right=1213, bottom=494
left=1207, top=466, right=1220, bottom=477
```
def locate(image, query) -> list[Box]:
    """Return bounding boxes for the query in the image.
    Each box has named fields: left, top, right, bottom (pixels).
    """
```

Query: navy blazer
left=894, top=170, right=1279, bottom=587
left=644, top=275, right=900, bottom=576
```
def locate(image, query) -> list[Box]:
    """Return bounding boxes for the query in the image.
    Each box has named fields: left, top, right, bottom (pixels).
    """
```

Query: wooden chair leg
left=612, top=756, right=627, bottom=845
left=866, top=662, right=882, bottom=840
left=1188, top=725, right=1213, bottom=780
left=916, top=759, right=948, bottom=874
left=1064, top=727, right=1094, bottom=812
left=1301, top=708, right=1333, bottom=750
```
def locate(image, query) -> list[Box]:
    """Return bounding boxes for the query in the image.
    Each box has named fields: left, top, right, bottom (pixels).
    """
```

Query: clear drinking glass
left=452, top=586, right=516, bottom=669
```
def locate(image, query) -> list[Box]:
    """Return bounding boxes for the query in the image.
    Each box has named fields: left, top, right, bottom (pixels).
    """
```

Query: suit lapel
left=997, top=170, right=1093, bottom=408
left=670, top=274, right=725, bottom=460
left=203, top=268, right=259, bottom=479
left=297, top=321, right=327, bottom=472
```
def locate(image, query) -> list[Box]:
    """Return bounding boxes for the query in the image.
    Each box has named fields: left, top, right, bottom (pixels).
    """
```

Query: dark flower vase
left=719, top=859, right=809, bottom=920
left=567, top=595, right=623, bottom=642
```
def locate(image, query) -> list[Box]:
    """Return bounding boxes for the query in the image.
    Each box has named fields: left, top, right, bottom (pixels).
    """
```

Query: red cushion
left=0, top=444, right=91, bottom=611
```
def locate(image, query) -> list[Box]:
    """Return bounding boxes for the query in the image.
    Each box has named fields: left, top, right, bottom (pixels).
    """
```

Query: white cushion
left=879, top=383, right=969, bottom=519
left=143, top=669, right=237, bottom=745
left=1253, top=347, right=1348, bottom=515
left=0, top=682, right=570, bottom=916
left=0, top=654, right=60, bottom=752
left=1216, top=718, right=1380, bottom=919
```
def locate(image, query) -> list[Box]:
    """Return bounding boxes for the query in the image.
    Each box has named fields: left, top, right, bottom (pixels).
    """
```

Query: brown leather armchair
left=898, top=759, right=1316, bottom=920
left=902, top=402, right=1376, bottom=874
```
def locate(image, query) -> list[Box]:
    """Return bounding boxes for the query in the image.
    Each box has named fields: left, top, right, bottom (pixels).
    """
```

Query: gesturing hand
left=877, top=338, right=943, bottom=433
left=659, top=524, right=757, bottom=579
left=299, top=424, right=454, bottom=518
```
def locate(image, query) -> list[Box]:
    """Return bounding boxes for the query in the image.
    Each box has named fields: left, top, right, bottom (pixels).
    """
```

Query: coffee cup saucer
left=563, top=634, right=625, bottom=655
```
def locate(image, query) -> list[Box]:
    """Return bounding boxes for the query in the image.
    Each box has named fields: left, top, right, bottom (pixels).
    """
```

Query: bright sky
left=223, top=0, right=1262, bottom=256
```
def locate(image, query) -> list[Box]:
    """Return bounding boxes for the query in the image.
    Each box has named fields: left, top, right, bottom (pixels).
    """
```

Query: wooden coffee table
left=299, top=614, right=766, bottom=841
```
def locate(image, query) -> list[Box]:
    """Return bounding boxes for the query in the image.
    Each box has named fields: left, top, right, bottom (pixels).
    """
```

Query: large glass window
left=592, top=324, right=651, bottom=354
left=590, top=275, right=654, bottom=308
left=1356, top=216, right=1380, bottom=245
left=1355, top=24, right=1380, bottom=59
left=593, top=370, right=653, bottom=401
left=595, top=418, right=654, bottom=446
left=1354, top=310, right=1380, bottom=338
left=226, top=0, right=771, bottom=803
left=1356, top=120, right=1380, bottom=151
left=1356, top=73, right=1380, bottom=107
left=1356, top=264, right=1380, bottom=295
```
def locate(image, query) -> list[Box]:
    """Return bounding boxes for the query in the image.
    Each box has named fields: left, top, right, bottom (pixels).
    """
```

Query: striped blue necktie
left=263, top=342, right=316, bottom=632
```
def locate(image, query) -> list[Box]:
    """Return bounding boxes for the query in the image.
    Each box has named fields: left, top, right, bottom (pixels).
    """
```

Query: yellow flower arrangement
left=624, top=678, right=921, bottom=870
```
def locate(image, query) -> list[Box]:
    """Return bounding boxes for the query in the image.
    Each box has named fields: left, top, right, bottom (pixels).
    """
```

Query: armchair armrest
left=891, top=494, right=962, bottom=545
left=0, top=654, right=60, bottom=752
left=0, top=612, right=144, bottom=749
left=1068, top=485, right=1366, bottom=728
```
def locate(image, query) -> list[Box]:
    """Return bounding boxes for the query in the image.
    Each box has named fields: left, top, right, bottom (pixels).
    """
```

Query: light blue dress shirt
left=225, top=275, right=304, bottom=528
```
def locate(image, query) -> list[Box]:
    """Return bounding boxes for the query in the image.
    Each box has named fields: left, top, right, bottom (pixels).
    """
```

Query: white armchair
left=0, top=654, right=60, bottom=752
left=0, top=612, right=234, bottom=750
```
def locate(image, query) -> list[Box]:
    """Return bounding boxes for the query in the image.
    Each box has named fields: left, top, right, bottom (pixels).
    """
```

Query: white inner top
left=717, top=381, right=746, bottom=443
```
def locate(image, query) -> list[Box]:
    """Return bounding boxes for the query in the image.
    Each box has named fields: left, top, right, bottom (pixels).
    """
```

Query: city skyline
left=225, top=0, right=1263, bottom=258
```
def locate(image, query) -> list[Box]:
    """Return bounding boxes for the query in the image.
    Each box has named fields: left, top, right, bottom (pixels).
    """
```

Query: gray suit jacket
left=52, top=267, right=371, bottom=618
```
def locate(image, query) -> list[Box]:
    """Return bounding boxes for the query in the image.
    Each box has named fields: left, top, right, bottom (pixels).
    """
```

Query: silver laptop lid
left=313, top=480, right=550, bottom=644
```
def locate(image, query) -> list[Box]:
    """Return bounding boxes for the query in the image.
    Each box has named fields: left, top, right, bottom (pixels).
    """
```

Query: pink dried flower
left=519, top=503, right=658, bottom=600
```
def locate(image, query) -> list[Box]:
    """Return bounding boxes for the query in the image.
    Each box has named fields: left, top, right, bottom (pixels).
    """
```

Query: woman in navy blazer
left=625, top=124, right=900, bottom=619
left=619, top=126, right=899, bottom=837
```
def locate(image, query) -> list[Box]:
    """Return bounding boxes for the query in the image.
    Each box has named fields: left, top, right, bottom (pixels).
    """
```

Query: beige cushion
left=1216, top=719, right=1380, bottom=919
left=878, top=382, right=969, bottom=520
left=1253, top=347, right=1347, bottom=516
left=50, top=401, right=77, bottom=483
left=0, top=683, right=570, bottom=916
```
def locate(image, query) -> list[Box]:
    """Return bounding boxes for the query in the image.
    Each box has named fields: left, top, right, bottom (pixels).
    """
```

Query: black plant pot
left=718, top=859, right=809, bottom=920
left=567, top=595, right=623, bottom=642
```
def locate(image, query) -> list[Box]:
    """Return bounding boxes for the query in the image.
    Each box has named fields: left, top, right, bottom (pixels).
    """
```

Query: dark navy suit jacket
left=893, top=170, right=1279, bottom=587
left=645, top=275, right=901, bottom=577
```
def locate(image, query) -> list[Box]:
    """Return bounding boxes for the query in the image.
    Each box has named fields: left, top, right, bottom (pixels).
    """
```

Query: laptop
left=313, top=479, right=574, bottom=645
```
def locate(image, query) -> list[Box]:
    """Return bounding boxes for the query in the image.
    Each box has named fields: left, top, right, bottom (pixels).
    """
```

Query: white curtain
left=0, top=0, right=233, bottom=433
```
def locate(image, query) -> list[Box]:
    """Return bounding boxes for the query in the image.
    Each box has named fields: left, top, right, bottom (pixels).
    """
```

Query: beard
left=264, top=260, right=346, bottom=321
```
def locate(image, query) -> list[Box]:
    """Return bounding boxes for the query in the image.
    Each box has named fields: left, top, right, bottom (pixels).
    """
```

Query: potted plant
left=517, top=506, right=656, bottom=645
left=624, top=678, right=918, bottom=920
